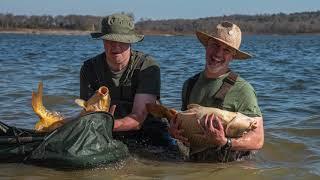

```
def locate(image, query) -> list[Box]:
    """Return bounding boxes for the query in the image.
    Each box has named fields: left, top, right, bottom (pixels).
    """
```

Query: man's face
left=103, top=40, right=131, bottom=66
left=205, top=39, right=235, bottom=75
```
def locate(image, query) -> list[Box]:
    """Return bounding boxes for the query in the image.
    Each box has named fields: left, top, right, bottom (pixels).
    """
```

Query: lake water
left=0, top=33, right=319, bottom=179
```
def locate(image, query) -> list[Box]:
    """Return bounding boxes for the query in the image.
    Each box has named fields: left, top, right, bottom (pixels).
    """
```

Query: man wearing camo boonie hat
left=80, top=13, right=174, bottom=149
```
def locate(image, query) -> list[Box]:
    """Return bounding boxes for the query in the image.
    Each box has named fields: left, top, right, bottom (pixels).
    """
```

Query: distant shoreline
left=0, top=28, right=319, bottom=36
left=0, top=29, right=184, bottom=36
left=2, top=11, right=320, bottom=35
left=0, top=29, right=91, bottom=36
left=0, top=29, right=192, bottom=36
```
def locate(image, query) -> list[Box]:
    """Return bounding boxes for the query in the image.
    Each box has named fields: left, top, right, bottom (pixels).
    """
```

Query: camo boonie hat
left=91, top=13, right=143, bottom=43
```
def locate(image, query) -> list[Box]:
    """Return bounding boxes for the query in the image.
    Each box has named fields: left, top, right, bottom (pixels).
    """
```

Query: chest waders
left=87, top=53, right=171, bottom=148
left=182, top=71, right=238, bottom=110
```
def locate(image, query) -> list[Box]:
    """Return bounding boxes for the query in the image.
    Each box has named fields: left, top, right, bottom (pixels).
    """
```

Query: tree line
left=1, top=11, right=320, bottom=34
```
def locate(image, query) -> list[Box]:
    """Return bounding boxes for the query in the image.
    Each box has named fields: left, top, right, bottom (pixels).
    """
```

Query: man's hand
left=109, top=105, right=116, bottom=116
left=198, top=113, right=227, bottom=147
left=168, top=116, right=189, bottom=145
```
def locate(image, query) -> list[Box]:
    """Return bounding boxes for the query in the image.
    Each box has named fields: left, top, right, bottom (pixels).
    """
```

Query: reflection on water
left=0, top=34, right=320, bottom=179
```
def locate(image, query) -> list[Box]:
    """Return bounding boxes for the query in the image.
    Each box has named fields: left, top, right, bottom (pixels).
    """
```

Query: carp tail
left=31, top=82, right=47, bottom=118
left=32, top=82, right=64, bottom=132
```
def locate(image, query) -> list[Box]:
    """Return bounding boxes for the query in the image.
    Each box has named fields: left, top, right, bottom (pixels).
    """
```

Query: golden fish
left=75, top=86, right=111, bottom=116
left=32, top=82, right=65, bottom=132
left=146, top=103, right=257, bottom=155
left=32, top=82, right=111, bottom=133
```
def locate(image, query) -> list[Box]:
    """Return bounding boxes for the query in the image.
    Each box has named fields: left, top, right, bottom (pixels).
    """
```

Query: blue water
left=0, top=33, right=319, bottom=179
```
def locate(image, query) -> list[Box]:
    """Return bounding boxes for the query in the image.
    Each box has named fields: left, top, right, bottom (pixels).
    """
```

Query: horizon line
left=1, top=10, right=319, bottom=22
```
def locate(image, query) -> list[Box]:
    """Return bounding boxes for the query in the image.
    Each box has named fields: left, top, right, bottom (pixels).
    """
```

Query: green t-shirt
left=110, top=66, right=126, bottom=87
left=182, top=71, right=262, bottom=117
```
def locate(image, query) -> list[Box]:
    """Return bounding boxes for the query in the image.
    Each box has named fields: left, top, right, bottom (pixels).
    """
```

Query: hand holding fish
left=197, top=113, right=227, bottom=147
left=168, top=115, right=189, bottom=145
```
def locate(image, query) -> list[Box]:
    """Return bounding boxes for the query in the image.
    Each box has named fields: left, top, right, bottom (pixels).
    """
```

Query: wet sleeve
left=236, top=84, right=262, bottom=117
left=136, top=57, right=160, bottom=98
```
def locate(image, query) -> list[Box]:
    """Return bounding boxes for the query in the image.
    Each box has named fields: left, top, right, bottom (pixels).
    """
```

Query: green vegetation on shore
left=1, top=11, right=320, bottom=35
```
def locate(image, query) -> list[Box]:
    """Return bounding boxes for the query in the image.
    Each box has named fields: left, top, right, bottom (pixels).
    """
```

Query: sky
left=1, top=0, right=319, bottom=21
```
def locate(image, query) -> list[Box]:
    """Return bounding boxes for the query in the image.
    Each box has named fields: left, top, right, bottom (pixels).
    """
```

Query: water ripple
left=0, top=34, right=320, bottom=177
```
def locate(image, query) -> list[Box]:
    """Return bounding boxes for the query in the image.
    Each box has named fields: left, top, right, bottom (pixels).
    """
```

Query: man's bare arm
left=113, top=94, right=157, bottom=132
left=230, top=116, right=264, bottom=151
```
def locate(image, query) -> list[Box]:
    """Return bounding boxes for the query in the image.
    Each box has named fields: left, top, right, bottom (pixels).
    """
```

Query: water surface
left=0, top=34, right=319, bottom=179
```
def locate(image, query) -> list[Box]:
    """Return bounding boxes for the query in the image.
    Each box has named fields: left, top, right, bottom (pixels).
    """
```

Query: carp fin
left=75, top=99, right=87, bottom=109
left=145, top=103, right=177, bottom=120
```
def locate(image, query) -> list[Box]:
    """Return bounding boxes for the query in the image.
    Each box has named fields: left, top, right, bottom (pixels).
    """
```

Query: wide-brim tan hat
left=196, top=21, right=252, bottom=60
left=91, top=13, right=144, bottom=43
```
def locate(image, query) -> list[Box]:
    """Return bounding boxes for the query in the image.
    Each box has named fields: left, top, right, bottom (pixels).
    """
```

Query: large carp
left=146, top=103, right=257, bottom=154
left=32, top=82, right=111, bottom=132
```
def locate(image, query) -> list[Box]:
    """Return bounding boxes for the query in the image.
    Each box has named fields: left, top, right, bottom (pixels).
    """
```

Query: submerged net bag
left=0, top=121, right=45, bottom=162
left=26, top=112, right=129, bottom=168
left=0, top=112, right=129, bottom=168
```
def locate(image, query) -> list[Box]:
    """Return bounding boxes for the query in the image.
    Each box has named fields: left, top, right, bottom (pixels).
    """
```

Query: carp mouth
left=98, top=86, right=109, bottom=96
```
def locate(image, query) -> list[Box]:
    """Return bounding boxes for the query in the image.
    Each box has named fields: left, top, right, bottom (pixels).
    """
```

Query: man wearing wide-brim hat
left=169, top=22, right=264, bottom=162
left=80, top=13, right=173, bottom=147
